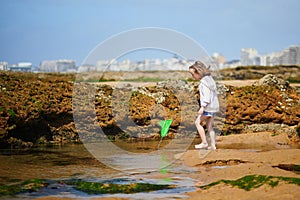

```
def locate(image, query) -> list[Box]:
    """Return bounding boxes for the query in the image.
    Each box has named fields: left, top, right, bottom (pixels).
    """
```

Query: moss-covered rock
left=200, top=175, right=300, bottom=191
left=0, top=178, right=175, bottom=196
left=0, top=179, right=48, bottom=196
left=65, top=180, right=175, bottom=194
left=1, top=71, right=300, bottom=148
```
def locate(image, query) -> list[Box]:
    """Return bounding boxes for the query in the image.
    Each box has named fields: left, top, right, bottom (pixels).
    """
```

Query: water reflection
left=85, top=138, right=193, bottom=173
left=0, top=142, right=198, bottom=199
left=0, top=144, right=118, bottom=183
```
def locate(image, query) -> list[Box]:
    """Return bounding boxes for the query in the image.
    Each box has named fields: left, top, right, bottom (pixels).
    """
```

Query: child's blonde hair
left=189, top=61, right=211, bottom=76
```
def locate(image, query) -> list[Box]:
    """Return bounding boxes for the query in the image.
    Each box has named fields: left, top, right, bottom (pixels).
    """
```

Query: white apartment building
left=77, top=64, right=96, bottom=72
left=0, top=62, right=8, bottom=70
left=39, top=59, right=76, bottom=72
left=95, top=57, right=190, bottom=71
left=279, top=45, right=300, bottom=65
left=212, top=53, right=227, bottom=69
left=240, top=48, right=259, bottom=66
left=238, top=45, right=300, bottom=67
left=9, top=62, right=32, bottom=72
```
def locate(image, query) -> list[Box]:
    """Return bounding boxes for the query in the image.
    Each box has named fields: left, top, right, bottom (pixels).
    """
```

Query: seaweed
left=71, top=180, right=175, bottom=194
left=0, top=179, right=48, bottom=196
left=200, top=175, right=300, bottom=191
left=0, top=178, right=175, bottom=197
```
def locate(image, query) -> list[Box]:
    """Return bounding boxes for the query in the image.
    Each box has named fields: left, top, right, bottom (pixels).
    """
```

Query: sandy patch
left=180, top=131, right=300, bottom=199
left=187, top=183, right=300, bottom=200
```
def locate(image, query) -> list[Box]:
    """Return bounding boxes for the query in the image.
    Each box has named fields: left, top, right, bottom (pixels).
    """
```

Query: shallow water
left=0, top=141, right=198, bottom=199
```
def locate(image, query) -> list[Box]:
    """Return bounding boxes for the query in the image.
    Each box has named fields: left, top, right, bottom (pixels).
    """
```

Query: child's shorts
left=203, top=111, right=217, bottom=117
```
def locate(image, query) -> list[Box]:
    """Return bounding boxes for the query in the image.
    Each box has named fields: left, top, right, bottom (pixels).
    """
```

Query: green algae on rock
left=200, top=175, right=300, bottom=191
left=0, top=179, right=48, bottom=196
left=0, top=178, right=175, bottom=196
left=71, top=180, right=175, bottom=194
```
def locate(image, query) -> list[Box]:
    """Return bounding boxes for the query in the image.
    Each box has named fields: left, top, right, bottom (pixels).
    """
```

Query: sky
left=0, top=0, right=300, bottom=66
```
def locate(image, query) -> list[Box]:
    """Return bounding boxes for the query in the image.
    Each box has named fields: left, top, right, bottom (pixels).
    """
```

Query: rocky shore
left=0, top=68, right=299, bottom=148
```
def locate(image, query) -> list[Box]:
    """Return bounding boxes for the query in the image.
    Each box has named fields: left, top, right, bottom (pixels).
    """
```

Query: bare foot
left=195, top=181, right=205, bottom=187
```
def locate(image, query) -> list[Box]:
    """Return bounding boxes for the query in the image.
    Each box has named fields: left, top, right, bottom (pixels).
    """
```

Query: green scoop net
left=158, top=118, right=172, bottom=138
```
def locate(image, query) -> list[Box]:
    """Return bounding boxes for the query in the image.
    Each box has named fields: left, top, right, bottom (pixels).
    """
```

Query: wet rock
left=7, top=137, right=33, bottom=148
left=50, top=122, right=80, bottom=143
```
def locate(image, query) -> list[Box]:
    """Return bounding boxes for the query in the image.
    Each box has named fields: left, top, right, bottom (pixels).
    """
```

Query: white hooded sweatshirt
left=199, top=75, right=219, bottom=113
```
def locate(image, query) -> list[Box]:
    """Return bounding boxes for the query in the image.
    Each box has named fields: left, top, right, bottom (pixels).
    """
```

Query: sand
left=181, top=131, right=300, bottom=200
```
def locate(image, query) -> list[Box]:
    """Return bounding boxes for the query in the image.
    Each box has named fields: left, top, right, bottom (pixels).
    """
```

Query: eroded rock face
left=93, top=80, right=198, bottom=138
left=0, top=72, right=76, bottom=148
left=1, top=72, right=299, bottom=147
left=224, top=86, right=299, bottom=131
left=222, top=74, right=300, bottom=139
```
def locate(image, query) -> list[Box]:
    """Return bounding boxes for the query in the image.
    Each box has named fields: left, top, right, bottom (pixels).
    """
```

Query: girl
left=189, top=61, right=219, bottom=150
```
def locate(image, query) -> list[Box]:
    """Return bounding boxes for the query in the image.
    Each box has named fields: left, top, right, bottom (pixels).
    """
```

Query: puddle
left=0, top=143, right=198, bottom=199
left=9, top=177, right=194, bottom=200
left=211, top=166, right=229, bottom=169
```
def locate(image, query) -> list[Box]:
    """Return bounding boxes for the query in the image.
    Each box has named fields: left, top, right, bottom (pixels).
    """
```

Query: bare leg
left=195, top=115, right=208, bottom=145
left=206, top=116, right=216, bottom=149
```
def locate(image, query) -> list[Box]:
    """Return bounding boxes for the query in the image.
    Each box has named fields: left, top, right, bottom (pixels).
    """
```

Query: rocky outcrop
left=224, top=75, right=300, bottom=134
left=0, top=71, right=299, bottom=148
left=253, top=74, right=291, bottom=91
left=92, top=80, right=198, bottom=139
left=219, top=65, right=300, bottom=81
left=0, top=72, right=77, bottom=148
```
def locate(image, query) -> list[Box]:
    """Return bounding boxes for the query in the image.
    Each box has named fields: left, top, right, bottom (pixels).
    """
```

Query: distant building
left=279, top=45, right=300, bottom=65
left=39, top=60, right=76, bottom=72
left=78, top=64, right=96, bottom=72
left=240, top=48, right=259, bottom=66
left=97, top=60, right=113, bottom=71
left=9, top=62, right=32, bottom=72
left=211, top=53, right=226, bottom=69
left=223, top=60, right=241, bottom=69
left=238, top=45, right=300, bottom=67
left=96, top=57, right=190, bottom=71
left=0, top=62, right=8, bottom=71
left=262, top=52, right=282, bottom=66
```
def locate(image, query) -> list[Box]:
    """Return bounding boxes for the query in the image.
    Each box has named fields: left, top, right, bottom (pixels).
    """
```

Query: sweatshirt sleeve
left=199, top=83, right=211, bottom=107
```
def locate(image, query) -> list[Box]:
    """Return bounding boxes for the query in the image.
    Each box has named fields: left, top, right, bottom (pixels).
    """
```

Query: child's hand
left=198, top=106, right=204, bottom=115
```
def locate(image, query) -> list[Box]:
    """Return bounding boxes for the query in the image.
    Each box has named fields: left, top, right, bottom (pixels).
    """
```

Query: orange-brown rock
left=1, top=71, right=299, bottom=148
